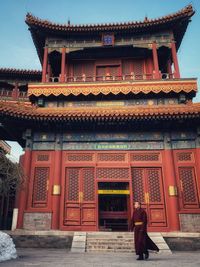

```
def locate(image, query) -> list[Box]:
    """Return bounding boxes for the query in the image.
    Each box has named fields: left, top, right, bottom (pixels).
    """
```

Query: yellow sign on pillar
left=168, top=186, right=178, bottom=196
left=52, top=185, right=61, bottom=195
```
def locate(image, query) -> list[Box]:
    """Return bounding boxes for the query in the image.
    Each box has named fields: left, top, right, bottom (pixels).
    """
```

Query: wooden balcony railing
left=47, top=72, right=176, bottom=83
left=0, top=89, right=28, bottom=101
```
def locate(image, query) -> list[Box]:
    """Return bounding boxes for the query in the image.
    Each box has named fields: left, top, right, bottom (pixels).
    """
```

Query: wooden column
left=42, top=46, right=48, bottom=83
left=60, top=47, right=66, bottom=82
left=167, top=59, right=172, bottom=79
left=47, top=63, right=51, bottom=82
left=51, top=150, right=62, bottom=229
left=152, top=42, right=160, bottom=79
left=11, top=82, right=19, bottom=100
left=163, top=149, right=180, bottom=231
left=17, top=150, right=32, bottom=228
left=171, top=41, right=180, bottom=79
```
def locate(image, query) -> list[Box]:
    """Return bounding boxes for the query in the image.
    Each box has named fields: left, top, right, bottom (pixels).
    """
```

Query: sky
left=0, top=0, right=200, bottom=161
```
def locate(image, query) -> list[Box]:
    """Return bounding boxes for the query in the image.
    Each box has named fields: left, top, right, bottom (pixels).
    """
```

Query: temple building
left=0, top=5, right=200, bottom=232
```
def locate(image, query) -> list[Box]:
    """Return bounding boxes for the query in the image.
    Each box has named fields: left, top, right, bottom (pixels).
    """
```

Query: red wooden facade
left=16, top=149, right=200, bottom=232
left=1, top=5, right=200, bottom=232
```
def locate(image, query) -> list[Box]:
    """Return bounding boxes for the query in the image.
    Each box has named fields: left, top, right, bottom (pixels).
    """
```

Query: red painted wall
left=17, top=149, right=200, bottom=232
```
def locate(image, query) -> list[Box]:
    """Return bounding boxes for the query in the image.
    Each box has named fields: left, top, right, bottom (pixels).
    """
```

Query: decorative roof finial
left=68, top=17, right=70, bottom=26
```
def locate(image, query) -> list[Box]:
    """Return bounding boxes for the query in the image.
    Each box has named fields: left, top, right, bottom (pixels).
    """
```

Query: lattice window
left=131, top=168, right=144, bottom=202
left=32, top=167, right=49, bottom=208
left=179, top=167, right=199, bottom=206
left=98, top=153, right=126, bottom=162
left=97, top=168, right=129, bottom=179
left=67, top=154, right=93, bottom=161
left=131, top=153, right=160, bottom=162
left=66, top=168, right=79, bottom=201
left=37, top=154, right=49, bottom=161
left=134, top=59, right=144, bottom=79
left=177, top=152, right=193, bottom=162
left=147, top=169, right=161, bottom=202
left=83, top=168, right=95, bottom=201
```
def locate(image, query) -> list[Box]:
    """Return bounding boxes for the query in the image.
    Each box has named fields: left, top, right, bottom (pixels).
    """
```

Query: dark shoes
left=136, top=251, right=149, bottom=261
left=136, top=257, right=144, bottom=260
left=136, top=255, right=144, bottom=260
left=144, top=251, right=149, bottom=259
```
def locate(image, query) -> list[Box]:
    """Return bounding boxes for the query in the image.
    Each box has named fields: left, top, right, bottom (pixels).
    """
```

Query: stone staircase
left=85, top=232, right=172, bottom=254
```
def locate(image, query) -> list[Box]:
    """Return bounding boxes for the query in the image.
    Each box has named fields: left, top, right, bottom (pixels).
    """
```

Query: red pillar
left=46, top=63, right=51, bottom=82
left=171, top=41, right=180, bottom=79
left=167, top=59, right=173, bottom=79
left=163, top=149, right=180, bottom=231
left=152, top=42, right=160, bottom=79
left=11, top=82, right=19, bottom=100
left=17, top=150, right=32, bottom=228
left=42, top=46, right=48, bottom=83
left=60, top=47, right=66, bottom=82
left=51, top=150, right=62, bottom=229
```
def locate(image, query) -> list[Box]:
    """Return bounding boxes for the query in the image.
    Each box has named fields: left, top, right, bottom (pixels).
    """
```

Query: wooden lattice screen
left=32, top=167, right=49, bottom=208
left=179, top=167, right=199, bottom=208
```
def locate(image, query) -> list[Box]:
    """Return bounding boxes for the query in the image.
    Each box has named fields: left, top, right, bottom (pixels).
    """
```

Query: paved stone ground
left=0, top=249, right=200, bottom=267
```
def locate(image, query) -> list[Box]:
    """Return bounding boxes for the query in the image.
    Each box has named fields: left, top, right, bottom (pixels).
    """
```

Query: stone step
left=71, top=232, right=86, bottom=253
left=87, top=238, right=134, bottom=243
left=86, top=232, right=172, bottom=254
left=87, top=248, right=135, bottom=253
left=87, top=241, right=134, bottom=245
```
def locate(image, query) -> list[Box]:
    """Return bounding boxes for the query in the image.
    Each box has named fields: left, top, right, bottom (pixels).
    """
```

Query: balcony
left=28, top=78, right=197, bottom=98
left=0, top=89, right=28, bottom=102
left=47, top=73, right=175, bottom=83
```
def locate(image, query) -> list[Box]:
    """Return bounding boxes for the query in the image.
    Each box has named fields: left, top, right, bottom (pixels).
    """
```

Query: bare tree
left=0, top=151, right=25, bottom=197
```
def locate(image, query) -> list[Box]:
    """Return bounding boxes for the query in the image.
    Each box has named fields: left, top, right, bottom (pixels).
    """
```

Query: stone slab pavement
left=0, top=248, right=200, bottom=267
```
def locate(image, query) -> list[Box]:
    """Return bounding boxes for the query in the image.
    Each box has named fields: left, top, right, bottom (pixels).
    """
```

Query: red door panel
left=178, top=167, right=200, bottom=209
left=81, top=168, right=96, bottom=226
left=131, top=167, right=167, bottom=228
left=64, top=167, right=96, bottom=227
left=146, top=168, right=167, bottom=227
left=64, top=168, right=81, bottom=225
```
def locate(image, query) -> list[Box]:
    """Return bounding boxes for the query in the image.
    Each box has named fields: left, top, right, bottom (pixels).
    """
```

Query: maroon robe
left=130, top=208, right=159, bottom=255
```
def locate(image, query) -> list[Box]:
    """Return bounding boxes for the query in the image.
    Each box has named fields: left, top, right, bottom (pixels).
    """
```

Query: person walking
left=129, top=201, right=159, bottom=260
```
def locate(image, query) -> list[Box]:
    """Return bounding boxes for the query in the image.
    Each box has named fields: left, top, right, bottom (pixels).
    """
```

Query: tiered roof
left=26, top=5, right=195, bottom=62
left=0, top=68, right=41, bottom=81
left=0, top=101, right=200, bottom=122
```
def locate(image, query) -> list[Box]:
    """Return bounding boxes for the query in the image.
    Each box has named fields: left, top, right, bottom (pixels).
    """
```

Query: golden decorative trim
left=28, top=80, right=197, bottom=97
left=135, top=222, right=143, bottom=226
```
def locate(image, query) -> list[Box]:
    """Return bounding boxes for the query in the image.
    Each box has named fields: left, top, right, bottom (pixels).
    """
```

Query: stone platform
left=4, top=230, right=200, bottom=252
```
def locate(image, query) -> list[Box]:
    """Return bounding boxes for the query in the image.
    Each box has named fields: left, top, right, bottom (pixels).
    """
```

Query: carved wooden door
left=131, top=168, right=167, bottom=228
left=64, top=168, right=96, bottom=227
left=178, top=167, right=200, bottom=209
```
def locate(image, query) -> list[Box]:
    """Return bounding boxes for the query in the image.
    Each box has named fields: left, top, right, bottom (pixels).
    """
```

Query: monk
left=129, top=201, right=159, bottom=260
